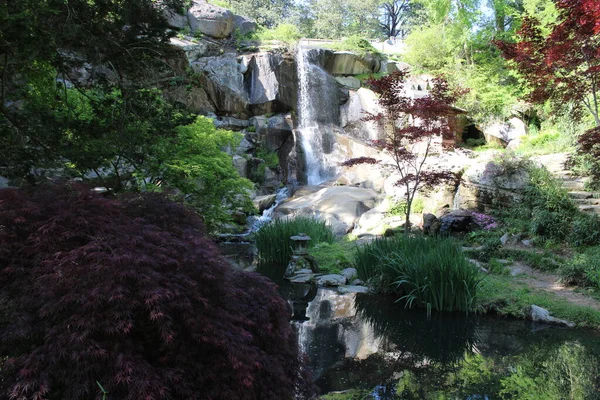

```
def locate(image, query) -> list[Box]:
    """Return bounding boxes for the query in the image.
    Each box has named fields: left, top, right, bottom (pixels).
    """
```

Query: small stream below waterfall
left=267, top=278, right=600, bottom=399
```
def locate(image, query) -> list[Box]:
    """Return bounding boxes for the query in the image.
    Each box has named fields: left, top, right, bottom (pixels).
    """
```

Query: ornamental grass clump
left=354, top=235, right=482, bottom=313
left=254, top=217, right=335, bottom=275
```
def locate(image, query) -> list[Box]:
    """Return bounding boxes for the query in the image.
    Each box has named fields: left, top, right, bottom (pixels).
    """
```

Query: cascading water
left=296, top=46, right=338, bottom=185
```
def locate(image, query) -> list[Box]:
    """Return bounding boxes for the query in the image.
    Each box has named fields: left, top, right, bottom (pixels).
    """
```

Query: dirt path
left=508, top=262, right=600, bottom=311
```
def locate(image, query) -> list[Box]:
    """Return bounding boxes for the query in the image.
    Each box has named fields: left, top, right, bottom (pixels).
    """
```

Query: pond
left=279, top=283, right=600, bottom=399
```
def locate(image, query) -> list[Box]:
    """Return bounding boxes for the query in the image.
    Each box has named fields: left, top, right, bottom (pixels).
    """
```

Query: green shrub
left=255, top=147, right=279, bottom=169
left=256, top=23, right=301, bottom=45
left=354, top=235, right=482, bottom=313
left=389, top=198, right=424, bottom=216
left=310, top=238, right=356, bottom=275
left=329, top=36, right=383, bottom=59
left=570, top=214, right=600, bottom=247
left=561, top=247, right=600, bottom=289
left=254, top=217, right=335, bottom=275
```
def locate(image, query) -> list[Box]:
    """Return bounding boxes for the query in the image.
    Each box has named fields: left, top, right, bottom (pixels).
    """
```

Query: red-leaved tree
left=342, top=71, right=461, bottom=233
left=0, top=185, right=311, bottom=400
left=496, top=0, right=600, bottom=125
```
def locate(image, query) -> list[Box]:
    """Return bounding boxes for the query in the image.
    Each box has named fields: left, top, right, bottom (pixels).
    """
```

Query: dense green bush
left=329, top=36, right=383, bottom=59
left=254, top=217, right=335, bottom=275
left=256, top=23, right=302, bottom=45
left=354, top=236, right=482, bottom=313
left=561, top=247, right=600, bottom=289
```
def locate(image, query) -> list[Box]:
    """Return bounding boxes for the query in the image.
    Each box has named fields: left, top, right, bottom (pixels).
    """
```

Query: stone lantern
left=284, top=233, right=319, bottom=278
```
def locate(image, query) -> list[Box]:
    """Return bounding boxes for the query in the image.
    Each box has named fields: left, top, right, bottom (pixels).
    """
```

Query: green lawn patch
left=477, top=274, right=600, bottom=329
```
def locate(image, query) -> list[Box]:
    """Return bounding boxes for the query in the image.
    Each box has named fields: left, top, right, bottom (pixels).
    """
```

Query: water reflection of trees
left=347, top=294, right=600, bottom=399
left=354, top=293, right=478, bottom=365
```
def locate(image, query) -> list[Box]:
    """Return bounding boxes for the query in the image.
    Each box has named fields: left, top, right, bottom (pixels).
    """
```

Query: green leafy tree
left=224, top=0, right=294, bottom=27
left=147, top=116, right=255, bottom=230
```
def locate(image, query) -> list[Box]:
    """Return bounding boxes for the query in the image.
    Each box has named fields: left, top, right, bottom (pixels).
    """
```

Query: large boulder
left=335, top=76, right=361, bottom=90
left=340, top=88, right=385, bottom=141
left=253, top=194, right=277, bottom=213
left=163, top=85, right=216, bottom=115
left=273, top=186, right=380, bottom=235
left=233, top=15, right=258, bottom=37
left=190, top=54, right=249, bottom=117
left=266, top=113, right=294, bottom=151
left=483, top=117, right=527, bottom=148
left=439, top=209, right=475, bottom=235
left=325, top=52, right=381, bottom=76
left=243, top=52, right=297, bottom=114
left=232, top=155, right=248, bottom=178
left=456, top=158, right=530, bottom=211
left=187, top=0, right=234, bottom=39
left=163, top=8, right=188, bottom=30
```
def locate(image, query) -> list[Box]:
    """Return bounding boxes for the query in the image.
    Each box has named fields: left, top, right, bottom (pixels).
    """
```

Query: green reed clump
left=354, top=235, right=482, bottom=313
left=254, top=217, right=335, bottom=273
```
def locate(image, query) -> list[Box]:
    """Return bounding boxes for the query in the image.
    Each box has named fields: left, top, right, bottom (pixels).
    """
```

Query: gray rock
left=187, top=0, right=234, bottom=39
left=325, top=51, right=380, bottom=76
left=351, top=278, right=365, bottom=286
left=439, top=210, right=475, bottom=235
left=316, top=274, right=347, bottom=287
left=0, top=176, right=9, bottom=188
left=521, top=239, right=533, bottom=247
left=244, top=52, right=297, bottom=114
left=265, top=114, right=294, bottom=152
left=340, top=88, right=385, bottom=142
left=457, top=158, right=530, bottom=211
left=340, top=268, right=358, bottom=281
left=483, top=117, right=527, bottom=147
left=237, top=137, right=254, bottom=154
left=232, top=155, right=248, bottom=178
left=295, top=268, right=314, bottom=275
left=290, top=274, right=314, bottom=284
left=164, top=8, right=188, bottom=30
left=423, top=213, right=440, bottom=235
left=253, top=194, right=277, bottom=213
left=233, top=14, right=258, bottom=36
left=337, top=285, right=370, bottom=294
left=190, top=54, right=249, bottom=116
left=500, top=232, right=510, bottom=246
left=335, top=76, right=361, bottom=90
left=214, top=117, right=249, bottom=131
left=163, top=85, right=216, bottom=115
left=529, top=305, right=575, bottom=328
left=509, top=266, right=525, bottom=276
left=274, top=186, right=380, bottom=236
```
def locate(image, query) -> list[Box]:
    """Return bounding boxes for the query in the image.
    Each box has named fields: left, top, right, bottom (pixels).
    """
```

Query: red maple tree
left=0, top=185, right=311, bottom=400
left=342, top=71, right=461, bottom=233
left=496, top=0, right=600, bottom=125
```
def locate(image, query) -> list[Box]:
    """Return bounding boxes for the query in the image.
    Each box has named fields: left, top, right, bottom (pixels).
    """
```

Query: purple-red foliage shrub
left=0, top=185, right=306, bottom=400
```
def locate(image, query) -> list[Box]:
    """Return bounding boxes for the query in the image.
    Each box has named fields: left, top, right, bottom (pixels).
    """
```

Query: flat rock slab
left=274, top=186, right=380, bottom=235
left=337, top=285, right=369, bottom=294
left=316, top=274, right=347, bottom=287
left=289, top=274, right=314, bottom=284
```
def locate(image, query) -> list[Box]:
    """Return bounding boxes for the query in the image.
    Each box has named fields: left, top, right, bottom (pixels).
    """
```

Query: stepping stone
left=337, top=285, right=370, bottom=294
left=579, top=205, right=600, bottom=215
left=562, top=180, right=587, bottom=191
left=574, top=198, right=600, bottom=206
left=568, top=191, right=593, bottom=199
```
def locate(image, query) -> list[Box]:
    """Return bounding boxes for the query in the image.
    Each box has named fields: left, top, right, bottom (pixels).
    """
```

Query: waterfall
left=249, top=187, right=289, bottom=232
left=296, top=47, right=338, bottom=185
left=452, top=185, right=462, bottom=210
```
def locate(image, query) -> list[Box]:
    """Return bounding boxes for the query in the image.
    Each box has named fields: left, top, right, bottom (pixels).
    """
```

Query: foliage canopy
left=0, top=185, right=308, bottom=400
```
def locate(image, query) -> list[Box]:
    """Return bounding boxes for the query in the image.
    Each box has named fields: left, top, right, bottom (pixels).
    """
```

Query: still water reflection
left=284, top=286, right=600, bottom=399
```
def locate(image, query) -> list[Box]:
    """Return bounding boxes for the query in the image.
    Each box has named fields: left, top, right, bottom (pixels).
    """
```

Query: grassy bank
left=476, top=274, right=600, bottom=329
